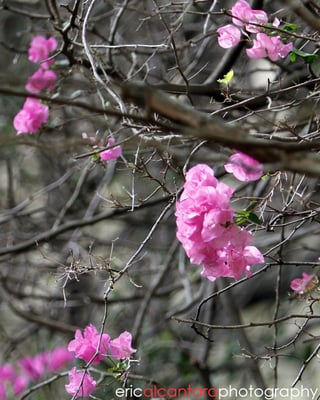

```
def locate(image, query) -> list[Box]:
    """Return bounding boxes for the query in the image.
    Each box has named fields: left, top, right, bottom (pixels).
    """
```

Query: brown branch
left=0, top=194, right=173, bottom=256
left=171, top=313, right=320, bottom=330
left=121, top=81, right=320, bottom=177
left=285, top=0, right=320, bottom=32
left=9, top=301, right=78, bottom=334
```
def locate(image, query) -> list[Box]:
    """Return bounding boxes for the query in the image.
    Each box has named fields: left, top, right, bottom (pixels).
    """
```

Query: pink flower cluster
left=66, top=324, right=136, bottom=398
left=13, top=97, right=49, bottom=134
left=82, top=133, right=122, bottom=163
left=175, top=164, right=264, bottom=281
left=290, top=272, right=318, bottom=295
left=224, top=151, right=263, bottom=181
left=0, top=346, right=73, bottom=399
left=13, top=35, right=58, bottom=135
left=217, top=0, right=293, bottom=61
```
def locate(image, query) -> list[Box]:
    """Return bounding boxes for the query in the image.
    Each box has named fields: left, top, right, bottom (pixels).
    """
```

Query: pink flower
left=230, top=0, right=252, bottom=26
left=0, top=364, right=16, bottom=382
left=290, top=273, right=318, bottom=294
left=18, top=354, right=46, bottom=381
left=230, top=0, right=267, bottom=32
left=68, top=324, right=110, bottom=364
left=217, top=24, right=241, bottom=48
left=13, top=97, right=49, bottom=134
left=246, top=33, right=293, bottom=61
left=109, top=332, right=136, bottom=360
left=224, top=151, right=263, bottom=181
left=12, top=375, right=29, bottom=395
left=26, top=68, right=57, bottom=94
left=65, top=368, right=96, bottom=399
left=46, top=347, right=73, bottom=372
left=28, top=35, right=58, bottom=69
left=245, top=9, right=268, bottom=32
left=100, top=137, right=122, bottom=162
left=175, top=164, right=264, bottom=281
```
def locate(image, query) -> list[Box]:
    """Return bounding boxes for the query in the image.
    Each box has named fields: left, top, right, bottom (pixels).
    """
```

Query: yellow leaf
left=217, top=69, right=234, bottom=85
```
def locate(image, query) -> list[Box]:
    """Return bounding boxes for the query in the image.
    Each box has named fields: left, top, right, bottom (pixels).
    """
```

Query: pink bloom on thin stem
left=230, top=0, right=267, bottom=32
left=13, top=97, right=49, bottom=134
left=12, top=375, right=29, bottom=395
left=246, top=33, right=293, bottom=61
left=100, top=137, right=122, bottom=162
left=68, top=324, right=110, bottom=364
left=217, top=24, right=241, bottom=48
left=109, top=331, right=136, bottom=360
left=224, top=151, right=263, bottom=182
left=230, top=0, right=252, bottom=26
left=290, top=272, right=318, bottom=294
left=18, top=354, right=46, bottom=381
left=175, top=164, right=264, bottom=281
left=65, top=368, right=96, bottom=399
left=28, top=35, right=58, bottom=69
left=26, top=68, right=57, bottom=94
left=245, top=9, right=268, bottom=33
left=46, top=346, right=74, bottom=372
left=0, top=364, right=16, bottom=382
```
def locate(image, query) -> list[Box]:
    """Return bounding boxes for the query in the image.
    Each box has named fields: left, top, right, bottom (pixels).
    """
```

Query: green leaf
left=282, top=23, right=299, bottom=32
left=235, top=209, right=260, bottom=226
left=289, top=52, right=297, bottom=63
left=248, top=212, right=261, bottom=225
left=217, top=69, right=234, bottom=85
left=290, top=48, right=318, bottom=64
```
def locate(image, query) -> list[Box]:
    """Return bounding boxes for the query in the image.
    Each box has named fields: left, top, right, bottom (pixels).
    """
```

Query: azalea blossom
left=65, top=368, right=96, bottom=399
left=246, top=33, right=293, bottom=61
left=46, top=346, right=74, bottom=372
left=18, top=354, right=47, bottom=381
left=0, top=364, right=16, bottom=382
left=230, top=0, right=252, bottom=26
left=245, top=9, right=268, bottom=32
left=13, top=97, right=49, bottom=134
left=224, top=151, right=263, bottom=181
left=100, top=137, right=122, bottom=162
left=28, top=35, right=58, bottom=69
left=231, top=0, right=267, bottom=31
left=290, top=272, right=318, bottom=294
left=175, top=164, right=264, bottom=281
left=68, top=324, right=110, bottom=364
left=217, top=24, right=241, bottom=48
left=12, top=375, right=29, bottom=395
left=109, top=331, right=136, bottom=360
left=26, top=68, right=57, bottom=94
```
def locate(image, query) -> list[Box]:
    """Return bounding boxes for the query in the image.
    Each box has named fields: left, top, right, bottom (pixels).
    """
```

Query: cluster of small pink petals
left=13, top=35, right=58, bottom=135
left=290, top=272, right=318, bottom=294
left=66, top=325, right=136, bottom=398
left=13, top=97, right=49, bottom=134
left=217, top=24, right=241, bottom=48
left=68, top=324, right=110, bottom=364
left=100, top=137, right=122, bottom=162
left=246, top=33, right=293, bottom=61
left=224, top=151, right=263, bottom=181
left=0, top=346, right=72, bottom=399
left=65, top=368, right=97, bottom=399
left=25, top=68, right=57, bottom=94
left=175, top=164, right=264, bottom=281
left=82, top=133, right=122, bottom=162
left=217, top=0, right=292, bottom=61
left=28, top=35, right=58, bottom=69
left=231, top=0, right=268, bottom=31
left=109, top=331, right=136, bottom=360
